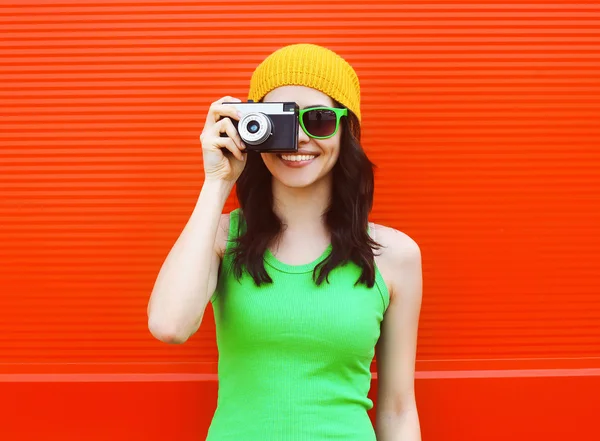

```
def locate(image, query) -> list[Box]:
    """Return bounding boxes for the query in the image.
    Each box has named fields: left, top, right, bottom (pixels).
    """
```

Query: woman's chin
left=272, top=174, right=319, bottom=189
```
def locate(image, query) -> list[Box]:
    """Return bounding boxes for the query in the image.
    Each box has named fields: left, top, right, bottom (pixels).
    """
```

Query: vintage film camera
left=221, top=101, right=299, bottom=153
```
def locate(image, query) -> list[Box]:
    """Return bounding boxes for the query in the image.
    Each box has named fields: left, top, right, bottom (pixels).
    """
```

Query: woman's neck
left=271, top=175, right=332, bottom=233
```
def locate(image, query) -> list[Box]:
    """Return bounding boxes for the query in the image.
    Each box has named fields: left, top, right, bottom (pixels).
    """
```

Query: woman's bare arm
left=147, top=180, right=232, bottom=344
left=374, top=226, right=423, bottom=441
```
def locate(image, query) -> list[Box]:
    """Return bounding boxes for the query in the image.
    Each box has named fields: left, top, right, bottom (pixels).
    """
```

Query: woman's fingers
left=206, top=97, right=243, bottom=126
left=199, top=96, right=249, bottom=182
left=215, top=117, right=246, bottom=151
left=213, top=137, right=245, bottom=162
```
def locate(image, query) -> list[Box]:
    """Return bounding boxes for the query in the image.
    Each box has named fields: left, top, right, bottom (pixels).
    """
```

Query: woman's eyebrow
left=301, top=104, right=329, bottom=109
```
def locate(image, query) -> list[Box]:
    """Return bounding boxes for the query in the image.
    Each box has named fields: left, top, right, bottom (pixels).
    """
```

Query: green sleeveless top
left=206, top=209, right=390, bottom=440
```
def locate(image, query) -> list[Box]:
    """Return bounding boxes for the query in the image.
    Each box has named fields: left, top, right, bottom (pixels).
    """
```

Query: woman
left=147, top=43, right=423, bottom=441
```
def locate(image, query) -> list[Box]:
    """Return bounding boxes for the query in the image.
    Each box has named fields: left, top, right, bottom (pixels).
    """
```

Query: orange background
left=1, top=1, right=600, bottom=440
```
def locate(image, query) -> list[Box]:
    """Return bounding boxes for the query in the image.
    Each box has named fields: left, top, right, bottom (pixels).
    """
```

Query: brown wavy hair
left=230, top=106, right=381, bottom=287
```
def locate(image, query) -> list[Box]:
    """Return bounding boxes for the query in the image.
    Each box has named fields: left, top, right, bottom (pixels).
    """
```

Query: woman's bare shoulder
left=370, top=223, right=420, bottom=254
left=369, top=222, right=421, bottom=300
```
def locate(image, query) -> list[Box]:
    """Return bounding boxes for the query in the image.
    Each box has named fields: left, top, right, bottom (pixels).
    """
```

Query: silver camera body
left=222, top=101, right=299, bottom=153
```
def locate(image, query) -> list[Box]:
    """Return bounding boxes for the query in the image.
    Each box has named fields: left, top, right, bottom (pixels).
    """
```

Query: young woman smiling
left=148, top=43, right=423, bottom=441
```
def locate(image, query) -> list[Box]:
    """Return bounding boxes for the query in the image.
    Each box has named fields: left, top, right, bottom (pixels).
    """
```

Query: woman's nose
left=298, top=122, right=310, bottom=144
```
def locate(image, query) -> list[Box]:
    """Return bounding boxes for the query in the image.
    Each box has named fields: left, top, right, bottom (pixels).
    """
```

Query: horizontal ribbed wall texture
left=1, top=1, right=599, bottom=375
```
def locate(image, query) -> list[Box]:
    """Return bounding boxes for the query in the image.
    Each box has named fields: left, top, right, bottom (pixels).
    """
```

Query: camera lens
left=238, top=112, right=273, bottom=145
left=247, top=121, right=260, bottom=134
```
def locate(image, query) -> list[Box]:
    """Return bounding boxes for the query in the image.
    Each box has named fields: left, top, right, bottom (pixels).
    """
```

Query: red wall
left=1, top=1, right=599, bottom=440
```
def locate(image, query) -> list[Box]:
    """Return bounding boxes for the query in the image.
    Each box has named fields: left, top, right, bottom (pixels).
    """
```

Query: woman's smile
left=277, top=152, right=320, bottom=168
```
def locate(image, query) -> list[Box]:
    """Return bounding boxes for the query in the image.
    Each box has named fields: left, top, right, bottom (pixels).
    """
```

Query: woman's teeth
left=280, top=154, right=316, bottom=162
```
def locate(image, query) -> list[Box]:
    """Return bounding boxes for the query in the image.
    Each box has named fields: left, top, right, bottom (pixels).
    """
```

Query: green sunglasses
left=298, top=107, right=348, bottom=139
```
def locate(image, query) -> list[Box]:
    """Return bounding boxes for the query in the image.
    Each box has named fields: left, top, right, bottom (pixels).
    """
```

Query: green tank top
left=206, top=209, right=390, bottom=440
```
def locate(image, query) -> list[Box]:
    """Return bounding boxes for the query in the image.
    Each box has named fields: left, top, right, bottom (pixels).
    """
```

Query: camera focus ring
left=238, top=112, right=273, bottom=145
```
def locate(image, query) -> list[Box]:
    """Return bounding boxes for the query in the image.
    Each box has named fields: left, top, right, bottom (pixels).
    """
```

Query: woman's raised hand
left=199, top=96, right=247, bottom=182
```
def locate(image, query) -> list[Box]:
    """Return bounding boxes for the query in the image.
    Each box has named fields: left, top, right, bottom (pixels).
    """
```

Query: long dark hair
left=231, top=107, right=381, bottom=287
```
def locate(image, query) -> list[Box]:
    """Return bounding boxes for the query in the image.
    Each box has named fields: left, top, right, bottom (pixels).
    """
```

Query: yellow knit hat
left=248, top=43, right=362, bottom=121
